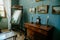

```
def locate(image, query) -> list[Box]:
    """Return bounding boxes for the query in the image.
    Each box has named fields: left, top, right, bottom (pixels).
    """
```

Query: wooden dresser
left=24, top=23, right=54, bottom=40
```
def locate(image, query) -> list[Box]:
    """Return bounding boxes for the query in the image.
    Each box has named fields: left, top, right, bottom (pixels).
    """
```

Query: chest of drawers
left=24, top=23, right=54, bottom=40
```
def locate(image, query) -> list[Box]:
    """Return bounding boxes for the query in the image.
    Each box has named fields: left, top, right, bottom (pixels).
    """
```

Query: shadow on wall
left=12, top=0, right=19, bottom=6
left=20, top=9, right=29, bottom=31
left=53, top=27, right=60, bottom=40
left=23, top=9, right=29, bottom=23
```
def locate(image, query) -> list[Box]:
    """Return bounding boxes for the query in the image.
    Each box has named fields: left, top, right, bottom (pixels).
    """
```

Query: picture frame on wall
left=29, top=8, right=36, bottom=13
left=35, top=0, right=40, bottom=2
left=52, top=5, right=60, bottom=14
left=36, top=5, right=49, bottom=14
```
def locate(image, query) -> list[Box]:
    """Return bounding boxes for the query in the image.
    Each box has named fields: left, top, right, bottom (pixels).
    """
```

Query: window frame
left=0, top=0, right=6, bottom=18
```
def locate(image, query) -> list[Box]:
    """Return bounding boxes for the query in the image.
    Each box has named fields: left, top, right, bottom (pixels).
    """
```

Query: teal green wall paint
left=19, top=0, right=60, bottom=40
left=12, top=0, right=19, bottom=6
left=19, top=0, right=51, bottom=24
left=0, top=18, right=8, bottom=29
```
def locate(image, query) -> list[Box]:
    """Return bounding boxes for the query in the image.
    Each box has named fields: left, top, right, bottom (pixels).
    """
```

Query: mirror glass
left=11, top=10, right=22, bottom=24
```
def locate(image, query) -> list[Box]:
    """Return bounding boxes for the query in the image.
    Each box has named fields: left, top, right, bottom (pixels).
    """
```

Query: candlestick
left=46, top=15, right=49, bottom=26
left=47, top=15, right=49, bottom=19
left=31, top=15, right=33, bottom=24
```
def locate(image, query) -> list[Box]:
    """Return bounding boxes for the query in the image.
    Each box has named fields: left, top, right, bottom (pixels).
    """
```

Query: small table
left=0, top=31, right=17, bottom=40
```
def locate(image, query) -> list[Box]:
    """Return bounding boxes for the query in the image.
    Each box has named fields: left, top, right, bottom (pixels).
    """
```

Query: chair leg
left=0, top=29, right=2, bottom=33
left=24, top=38, right=28, bottom=40
left=13, top=35, right=17, bottom=40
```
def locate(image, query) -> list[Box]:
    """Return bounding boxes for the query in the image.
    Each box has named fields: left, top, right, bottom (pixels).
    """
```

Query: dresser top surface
left=24, top=23, right=53, bottom=31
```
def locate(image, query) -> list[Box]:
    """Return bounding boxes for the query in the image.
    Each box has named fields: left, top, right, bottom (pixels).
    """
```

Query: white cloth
left=0, top=31, right=16, bottom=40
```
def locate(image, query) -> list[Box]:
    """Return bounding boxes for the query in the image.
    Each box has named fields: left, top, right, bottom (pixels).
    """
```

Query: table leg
left=13, top=35, right=17, bottom=40
left=24, top=28, right=28, bottom=40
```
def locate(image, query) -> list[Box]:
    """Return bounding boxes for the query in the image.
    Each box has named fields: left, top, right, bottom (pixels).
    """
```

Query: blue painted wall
left=19, top=0, right=60, bottom=40
left=12, top=0, right=60, bottom=40
left=12, top=0, right=19, bottom=6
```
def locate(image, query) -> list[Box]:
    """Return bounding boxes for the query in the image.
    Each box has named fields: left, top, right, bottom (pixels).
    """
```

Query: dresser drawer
left=27, top=29, right=34, bottom=36
left=27, top=29, right=34, bottom=40
left=35, top=28, right=48, bottom=36
left=29, top=26, right=48, bottom=36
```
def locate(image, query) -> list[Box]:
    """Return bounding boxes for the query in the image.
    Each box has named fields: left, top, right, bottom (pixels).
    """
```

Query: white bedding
left=0, top=31, right=16, bottom=40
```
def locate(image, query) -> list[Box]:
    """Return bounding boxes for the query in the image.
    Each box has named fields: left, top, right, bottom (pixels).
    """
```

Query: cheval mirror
left=11, top=5, right=23, bottom=31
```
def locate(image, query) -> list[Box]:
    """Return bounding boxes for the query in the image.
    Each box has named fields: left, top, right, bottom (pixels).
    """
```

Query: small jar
left=36, top=16, right=41, bottom=24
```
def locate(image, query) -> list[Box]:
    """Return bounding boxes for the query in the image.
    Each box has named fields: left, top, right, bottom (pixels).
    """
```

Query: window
left=0, top=0, right=6, bottom=18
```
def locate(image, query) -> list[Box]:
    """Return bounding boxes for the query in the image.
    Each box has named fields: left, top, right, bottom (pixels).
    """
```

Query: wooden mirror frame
left=36, top=5, right=49, bottom=14
left=52, top=5, right=60, bottom=14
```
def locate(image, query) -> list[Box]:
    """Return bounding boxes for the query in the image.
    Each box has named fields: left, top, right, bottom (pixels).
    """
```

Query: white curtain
left=4, top=0, right=11, bottom=30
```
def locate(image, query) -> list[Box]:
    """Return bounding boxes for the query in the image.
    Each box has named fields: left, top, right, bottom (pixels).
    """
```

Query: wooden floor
left=1, top=29, right=25, bottom=40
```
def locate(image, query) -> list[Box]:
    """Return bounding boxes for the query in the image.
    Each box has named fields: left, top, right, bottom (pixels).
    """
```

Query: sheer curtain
left=4, top=0, right=11, bottom=30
